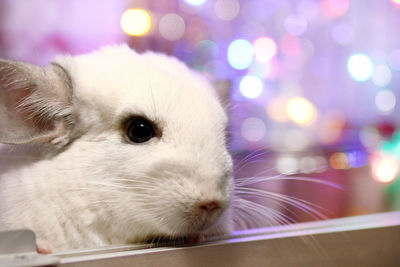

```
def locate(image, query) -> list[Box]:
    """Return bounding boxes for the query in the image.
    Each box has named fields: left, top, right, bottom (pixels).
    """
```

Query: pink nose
left=199, top=201, right=220, bottom=212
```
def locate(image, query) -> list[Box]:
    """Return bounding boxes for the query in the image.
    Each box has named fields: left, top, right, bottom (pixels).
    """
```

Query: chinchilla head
left=0, top=45, right=233, bottom=246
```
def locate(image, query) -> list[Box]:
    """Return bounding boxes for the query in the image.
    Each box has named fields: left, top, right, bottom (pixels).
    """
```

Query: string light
left=120, top=9, right=151, bottom=36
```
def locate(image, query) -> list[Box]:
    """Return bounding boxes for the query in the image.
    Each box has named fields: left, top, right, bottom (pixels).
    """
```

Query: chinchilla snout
left=142, top=159, right=233, bottom=235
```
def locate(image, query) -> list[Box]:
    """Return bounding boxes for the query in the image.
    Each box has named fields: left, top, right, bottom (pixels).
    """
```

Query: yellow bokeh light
left=286, top=97, right=316, bottom=125
left=120, top=9, right=151, bottom=36
left=373, top=156, right=399, bottom=183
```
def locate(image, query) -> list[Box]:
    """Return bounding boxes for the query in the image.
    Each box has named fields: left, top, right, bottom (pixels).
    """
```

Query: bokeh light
left=371, top=155, right=399, bottom=183
left=184, top=0, right=206, bottom=6
left=120, top=9, right=151, bottom=36
left=372, top=65, right=392, bottom=87
left=227, top=39, right=254, bottom=70
left=347, top=54, right=374, bottom=82
left=214, top=0, right=240, bottom=21
left=276, top=155, right=298, bottom=174
left=346, top=150, right=367, bottom=168
left=279, top=34, right=301, bottom=57
left=320, top=0, right=350, bottom=19
left=159, top=13, right=185, bottom=41
left=241, top=117, right=266, bottom=142
left=239, top=75, right=263, bottom=99
left=283, top=129, right=310, bottom=151
left=329, top=152, right=349, bottom=170
left=286, top=97, right=316, bottom=125
left=359, top=126, right=382, bottom=148
left=299, top=156, right=318, bottom=174
left=266, top=97, right=289, bottom=122
left=253, top=37, right=278, bottom=63
left=375, top=90, right=396, bottom=114
left=391, top=0, right=400, bottom=8
left=317, top=112, right=346, bottom=144
left=283, top=14, right=308, bottom=36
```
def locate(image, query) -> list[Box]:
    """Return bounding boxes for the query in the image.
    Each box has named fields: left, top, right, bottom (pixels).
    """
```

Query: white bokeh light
left=375, top=89, right=396, bottom=114
left=214, top=0, right=240, bottom=21
left=253, top=37, right=278, bottom=63
left=276, top=155, right=298, bottom=174
left=347, top=54, right=374, bottom=82
left=227, top=39, right=254, bottom=70
left=159, top=13, right=185, bottom=41
left=239, top=75, right=263, bottom=99
left=184, top=0, right=206, bottom=6
left=241, top=117, right=266, bottom=142
left=284, top=14, right=308, bottom=36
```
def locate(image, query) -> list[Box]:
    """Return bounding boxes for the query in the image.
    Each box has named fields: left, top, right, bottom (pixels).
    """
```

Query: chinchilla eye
left=126, top=117, right=156, bottom=143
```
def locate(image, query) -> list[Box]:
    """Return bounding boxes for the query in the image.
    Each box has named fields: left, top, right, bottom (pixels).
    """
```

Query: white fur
left=0, top=45, right=233, bottom=251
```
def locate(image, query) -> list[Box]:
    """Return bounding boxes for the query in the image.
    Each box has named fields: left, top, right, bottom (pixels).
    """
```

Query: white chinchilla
left=0, top=45, right=233, bottom=251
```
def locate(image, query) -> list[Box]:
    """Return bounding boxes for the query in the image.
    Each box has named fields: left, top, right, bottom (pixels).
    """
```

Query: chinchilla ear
left=0, top=59, right=74, bottom=146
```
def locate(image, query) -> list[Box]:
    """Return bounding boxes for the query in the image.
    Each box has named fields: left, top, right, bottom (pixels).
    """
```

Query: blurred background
left=1, top=0, right=399, bottom=227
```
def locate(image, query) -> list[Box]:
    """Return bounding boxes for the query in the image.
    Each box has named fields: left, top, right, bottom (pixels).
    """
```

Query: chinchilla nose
left=198, top=201, right=220, bottom=213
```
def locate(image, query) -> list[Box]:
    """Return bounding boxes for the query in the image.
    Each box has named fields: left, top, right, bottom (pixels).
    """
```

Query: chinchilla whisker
left=233, top=204, right=270, bottom=228
left=235, top=191, right=301, bottom=221
left=235, top=175, right=342, bottom=190
left=234, top=197, right=295, bottom=226
left=85, top=181, right=157, bottom=190
left=233, top=147, right=274, bottom=171
left=232, top=146, right=271, bottom=168
left=235, top=188, right=327, bottom=220
left=236, top=186, right=328, bottom=212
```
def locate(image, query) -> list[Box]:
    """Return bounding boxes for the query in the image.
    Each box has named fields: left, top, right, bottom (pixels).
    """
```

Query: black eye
left=126, top=118, right=156, bottom=143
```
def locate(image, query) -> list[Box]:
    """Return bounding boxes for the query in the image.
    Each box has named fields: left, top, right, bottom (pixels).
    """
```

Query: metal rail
left=1, top=211, right=399, bottom=266
left=57, top=211, right=400, bottom=267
